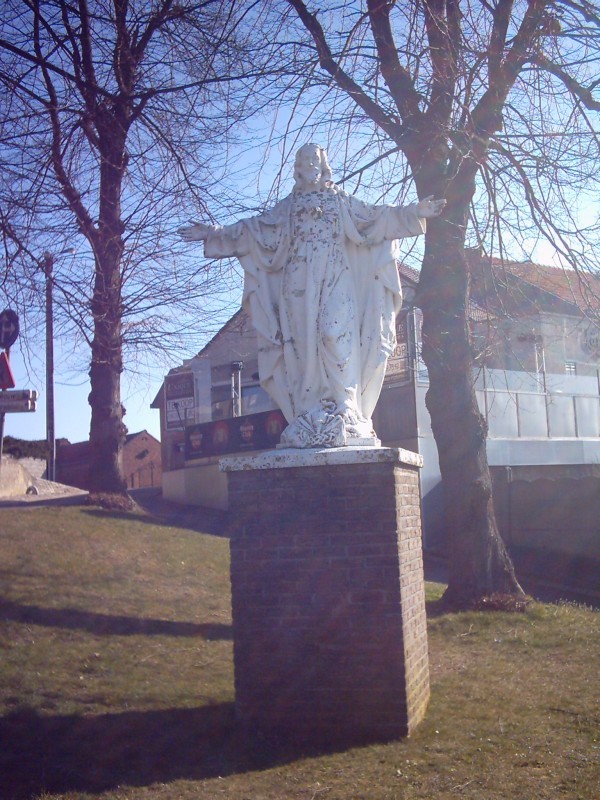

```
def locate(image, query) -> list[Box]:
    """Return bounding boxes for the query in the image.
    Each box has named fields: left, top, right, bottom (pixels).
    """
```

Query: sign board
left=0, top=352, right=16, bottom=390
left=164, top=371, right=196, bottom=430
left=0, top=309, right=19, bottom=350
left=384, top=315, right=410, bottom=384
left=386, top=342, right=409, bottom=381
left=0, top=389, right=37, bottom=413
left=185, top=409, right=287, bottom=460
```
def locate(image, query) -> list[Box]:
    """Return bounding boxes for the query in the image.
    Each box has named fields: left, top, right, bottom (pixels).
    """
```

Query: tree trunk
left=86, top=122, right=129, bottom=496
left=417, top=218, right=524, bottom=606
left=87, top=243, right=127, bottom=495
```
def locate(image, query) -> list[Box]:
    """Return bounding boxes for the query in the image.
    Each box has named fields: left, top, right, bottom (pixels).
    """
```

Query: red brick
left=227, top=453, right=429, bottom=745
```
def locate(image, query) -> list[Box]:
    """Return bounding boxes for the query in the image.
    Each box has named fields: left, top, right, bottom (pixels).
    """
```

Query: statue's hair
left=293, top=143, right=333, bottom=190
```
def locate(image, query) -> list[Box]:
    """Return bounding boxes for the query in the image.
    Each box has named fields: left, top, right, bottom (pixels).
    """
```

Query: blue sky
left=3, top=338, right=164, bottom=443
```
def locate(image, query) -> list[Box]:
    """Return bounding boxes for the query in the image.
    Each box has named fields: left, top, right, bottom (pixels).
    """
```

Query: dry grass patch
left=0, top=504, right=597, bottom=800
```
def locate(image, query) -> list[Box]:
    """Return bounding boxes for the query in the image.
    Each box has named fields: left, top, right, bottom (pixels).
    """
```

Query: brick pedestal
left=220, top=447, right=429, bottom=745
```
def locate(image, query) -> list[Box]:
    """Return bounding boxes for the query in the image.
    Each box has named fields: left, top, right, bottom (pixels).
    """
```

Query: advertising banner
left=185, top=409, right=287, bottom=459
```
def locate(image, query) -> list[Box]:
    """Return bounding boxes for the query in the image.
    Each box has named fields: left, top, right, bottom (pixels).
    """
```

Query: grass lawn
left=0, top=503, right=597, bottom=800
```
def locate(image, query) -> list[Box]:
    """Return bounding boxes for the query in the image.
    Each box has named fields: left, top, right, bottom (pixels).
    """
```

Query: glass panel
left=473, top=368, right=486, bottom=391
left=518, top=393, right=548, bottom=437
left=476, top=390, right=486, bottom=416
left=575, top=396, right=600, bottom=437
left=486, top=391, right=519, bottom=438
left=484, top=368, right=544, bottom=393
left=415, top=354, right=429, bottom=384
left=545, top=372, right=599, bottom=396
left=481, top=369, right=510, bottom=392
left=547, top=395, right=576, bottom=437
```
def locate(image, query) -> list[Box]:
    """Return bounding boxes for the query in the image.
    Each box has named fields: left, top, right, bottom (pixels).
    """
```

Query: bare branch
left=286, top=0, right=405, bottom=144
left=531, top=53, right=600, bottom=110
left=366, top=0, right=422, bottom=123
left=421, top=0, right=459, bottom=128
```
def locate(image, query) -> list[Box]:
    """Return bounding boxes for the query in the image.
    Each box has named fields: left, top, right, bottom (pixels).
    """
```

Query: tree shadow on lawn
left=82, top=503, right=233, bottom=538
left=0, top=703, right=350, bottom=800
left=0, top=599, right=232, bottom=640
left=0, top=703, right=235, bottom=798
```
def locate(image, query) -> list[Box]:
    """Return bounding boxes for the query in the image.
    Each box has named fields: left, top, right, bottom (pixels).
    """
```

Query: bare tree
left=281, top=0, right=599, bottom=606
left=0, top=0, right=279, bottom=494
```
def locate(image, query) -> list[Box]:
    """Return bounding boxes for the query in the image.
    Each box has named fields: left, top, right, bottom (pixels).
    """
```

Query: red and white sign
left=0, top=352, right=16, bottom=390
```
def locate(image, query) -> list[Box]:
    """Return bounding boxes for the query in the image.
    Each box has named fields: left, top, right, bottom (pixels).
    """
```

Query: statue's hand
left=178, top=221, right=213, bottom=241
left=416, top=195, right=446, bottom=219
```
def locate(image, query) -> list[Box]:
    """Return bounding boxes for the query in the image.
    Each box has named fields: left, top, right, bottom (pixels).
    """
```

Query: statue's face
left=296, top=146, right=322, bottom=188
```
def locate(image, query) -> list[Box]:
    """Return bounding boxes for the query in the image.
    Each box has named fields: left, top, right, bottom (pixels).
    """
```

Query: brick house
left=56, top=430, right=161, bottom=490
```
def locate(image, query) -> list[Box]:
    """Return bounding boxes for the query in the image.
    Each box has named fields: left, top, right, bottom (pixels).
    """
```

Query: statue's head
left=293, top=143, right=333, bottom=190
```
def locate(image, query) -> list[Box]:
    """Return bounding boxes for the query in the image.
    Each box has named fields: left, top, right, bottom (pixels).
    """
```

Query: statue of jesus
left=179, top=143, right=445, bottom=448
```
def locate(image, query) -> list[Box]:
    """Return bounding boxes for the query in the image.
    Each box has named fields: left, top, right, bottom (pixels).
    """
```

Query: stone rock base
left=221, top=447, right=429, bottom=746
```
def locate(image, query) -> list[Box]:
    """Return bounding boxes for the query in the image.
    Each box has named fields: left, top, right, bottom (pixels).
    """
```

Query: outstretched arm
left=178, top=221, right=215, bottom=242
left=178, top=218, right=253, bottom=261
left=416, top=195, right=446, bottom=219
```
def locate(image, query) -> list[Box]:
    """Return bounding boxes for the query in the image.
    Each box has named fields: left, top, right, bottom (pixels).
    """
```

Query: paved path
left=0, top=476, right=87, bottom=506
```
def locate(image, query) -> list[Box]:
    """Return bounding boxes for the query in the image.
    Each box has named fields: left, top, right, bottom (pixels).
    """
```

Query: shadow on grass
left=0, top=599, right=232, bottom=640
left=0, top=703, right=236, bottom=799
left=82, top=504, right=232, bottom=538
left=425, top=598, right=448, bottom=618
left=0, top=703, right=359, bottom=799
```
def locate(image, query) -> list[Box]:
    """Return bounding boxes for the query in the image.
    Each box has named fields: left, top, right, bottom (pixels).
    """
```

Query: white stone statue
left=179, top=143, right=445, bottom=448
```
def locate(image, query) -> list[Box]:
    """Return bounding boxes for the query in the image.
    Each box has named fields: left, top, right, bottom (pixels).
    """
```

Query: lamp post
left=42, top=248, right=74, bottom=482
left=42, top=252, right=56, bottom=481
left=231, top=361, right=244, bottom=417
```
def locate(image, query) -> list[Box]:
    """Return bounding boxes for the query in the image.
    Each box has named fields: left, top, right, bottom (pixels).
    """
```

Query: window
left=211, top=384, right=232, bottom=420
left=565, top=361, right=577, bottom=376
left=210, top=383, right=277, bottom=420
left=241, top=385, right=277, bottom=415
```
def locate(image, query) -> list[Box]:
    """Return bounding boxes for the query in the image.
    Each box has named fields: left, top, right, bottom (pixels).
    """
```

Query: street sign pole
left=0, top=344, right=8, bottom=482
left=44, top=253, right=56, bottom=482
left=0, top=312, right=38, bottom=484
left=0, top=410, right=5, bottom=481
